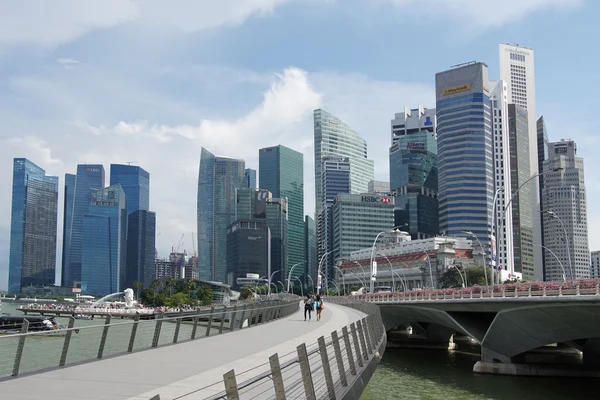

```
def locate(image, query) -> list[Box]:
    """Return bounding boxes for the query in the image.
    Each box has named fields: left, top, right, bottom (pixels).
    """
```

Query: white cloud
left=381, top=0, right=582, bottom=29
left=9, top=136, right=62, bottom=165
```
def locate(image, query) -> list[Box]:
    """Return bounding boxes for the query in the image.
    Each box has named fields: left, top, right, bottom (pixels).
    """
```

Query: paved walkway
left=0, top=302, right=365, bottom=400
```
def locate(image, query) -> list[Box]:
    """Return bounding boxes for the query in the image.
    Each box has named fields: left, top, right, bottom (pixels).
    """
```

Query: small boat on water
left=0, top=315, right=77, bottom=336
left=73, top=314, right=94, bottom=320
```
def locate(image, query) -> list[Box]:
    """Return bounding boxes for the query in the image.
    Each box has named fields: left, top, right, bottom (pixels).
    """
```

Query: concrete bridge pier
left=387, top=322, right=455, bottom=350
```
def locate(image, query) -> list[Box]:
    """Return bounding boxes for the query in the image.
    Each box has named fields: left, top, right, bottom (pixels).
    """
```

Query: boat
left=0, top=315, right=77, bottom=336
left=73, top=314, right=94, bottom=320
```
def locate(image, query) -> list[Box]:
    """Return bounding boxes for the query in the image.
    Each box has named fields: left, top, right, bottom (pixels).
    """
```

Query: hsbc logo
left=361, top=196, right=391, bottom=204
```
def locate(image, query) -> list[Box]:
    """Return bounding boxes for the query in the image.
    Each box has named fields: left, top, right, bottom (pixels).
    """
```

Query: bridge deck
left=0, top=302, right=365, bottom=400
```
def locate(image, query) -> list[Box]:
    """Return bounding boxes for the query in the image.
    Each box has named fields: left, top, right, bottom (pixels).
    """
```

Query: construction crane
left=175, top=233, right=185, bottom=254
left=192, top=233, right=198, bottom=273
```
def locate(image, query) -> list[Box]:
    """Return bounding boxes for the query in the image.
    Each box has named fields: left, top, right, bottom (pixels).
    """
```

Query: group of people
left=303, top=292, right=324, bottom=321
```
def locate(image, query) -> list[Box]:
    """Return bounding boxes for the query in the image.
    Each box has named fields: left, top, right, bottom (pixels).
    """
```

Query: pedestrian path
left=0, top=301, right=366, bottom=400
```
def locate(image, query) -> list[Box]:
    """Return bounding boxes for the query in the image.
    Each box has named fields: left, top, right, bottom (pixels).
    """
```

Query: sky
left=1, top=0, right=598, bottom=290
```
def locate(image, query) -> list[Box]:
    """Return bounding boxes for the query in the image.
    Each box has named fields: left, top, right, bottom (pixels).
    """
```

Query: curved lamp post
left=277, top=280, right=285, bottom=293
left=544, top=210, right=574, bottom=281
left=417, top=248, right=434, bottom=289
left=267, top=269, right=280, bottom=295
left=369, top=226, right=407, bottom=294
left=462, top=230, right=488, bottom=289
left=533, top=243, right=566, bottom=282
left=450, top=264, right=467, bottom=287
left=287, top=262, right=304, bottom=293
left=317, top=251, right=333, bottom=295
left=333, top=265, right=346, bottom=295
left=376, top=253, right=397, bottom=292
left=307, top=275, right=315, bottom=294
left=294, top=277, right=304, bottom=297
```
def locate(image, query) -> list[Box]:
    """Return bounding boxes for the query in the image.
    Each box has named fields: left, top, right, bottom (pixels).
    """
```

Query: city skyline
left=1, top=1, right=600, bottom=290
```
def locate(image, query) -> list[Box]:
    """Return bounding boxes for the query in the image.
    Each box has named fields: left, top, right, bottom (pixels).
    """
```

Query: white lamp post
left=369, top=226, right=407, bottom=294
left=286, top=262, right=304, bottom=293
left=317, top=251, right=333, bottom=295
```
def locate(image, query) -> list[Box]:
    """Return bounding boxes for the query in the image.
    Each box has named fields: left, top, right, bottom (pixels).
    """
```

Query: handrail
left=0, top=297, right=300, bottom=379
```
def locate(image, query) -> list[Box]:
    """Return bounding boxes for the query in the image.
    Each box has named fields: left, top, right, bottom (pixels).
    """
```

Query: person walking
left=304, top=294, right=313, bottom=321
left=315, top=294, right=324, bottom=321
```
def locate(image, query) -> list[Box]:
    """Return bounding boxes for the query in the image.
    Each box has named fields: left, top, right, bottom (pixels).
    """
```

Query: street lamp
left=307, top=275, right=315, bottom=294
left=317, top=251, right=333, bottom=295
left=287, top=262, right=305, bottom=293
left=294, top=277, right=304, bottom=297
left=462, top=230, right=488, bottom=288
left=450, top=264, right=467, bottom=287
left=376, top=253, right=397, bottom=292
left=333, top=264, right=346, bottom=295
left=544, top=210, right=574, bottom=281
left=369, top=225, right=407, bottom=294
left=277, top=281, right=285, bottom=293
left=417, top=248, right=434, bottom=289
left=267, top=269, right=280, bottom=295
left=533, top=244, right=566, bottom=282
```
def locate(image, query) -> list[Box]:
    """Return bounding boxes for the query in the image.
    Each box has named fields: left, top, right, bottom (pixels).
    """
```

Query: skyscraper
left=542, top=140, right=589, bottom=281
left=259, top=145, right=304, bottom=283
left=508, top=104, right=534, bottom=279
left=499, top=43, right=542, bottom=278
left=244, top=168, right=257, bottom=189
left=9, top=158, right=58, bottom=293
left=61, top=173, right=76, bottom=287
left=126, top=210, right=156, bottom=289
left=314, top=109, right=374, bottom=217
left=62, top=164, right=105, bottom=288
left=389, top=106, right=439, bottom=240
left=197, top=148, right=245, bottom=282
left=435, top=62, right=494, bottom=250
left=304, top=215, right=317, bottom=290
left=110, top=164, right=150, bottom=214
left=537, top=116, right=549, bottom=279
left=226, top=219, right=269, bottom=288
left=81, top=184, right=128, bottom=296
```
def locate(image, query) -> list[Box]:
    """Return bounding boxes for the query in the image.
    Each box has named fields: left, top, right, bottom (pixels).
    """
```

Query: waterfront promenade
left=0, top=301, right=367, bottom=399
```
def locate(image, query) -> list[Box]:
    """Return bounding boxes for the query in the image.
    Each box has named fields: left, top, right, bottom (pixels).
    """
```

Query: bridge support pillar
left=583, top=338, right=600, bottom=365
left=480, top=347, right=513, bottom=364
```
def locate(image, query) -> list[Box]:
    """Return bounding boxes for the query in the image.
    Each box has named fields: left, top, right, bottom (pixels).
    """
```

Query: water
left=361, top=346, right=595, bottom=400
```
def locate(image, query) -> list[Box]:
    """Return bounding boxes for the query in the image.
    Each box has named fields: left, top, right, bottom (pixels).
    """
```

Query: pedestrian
left=304, top=294, right=313, bottom=321
left=315, top=295, right=324, bottom=321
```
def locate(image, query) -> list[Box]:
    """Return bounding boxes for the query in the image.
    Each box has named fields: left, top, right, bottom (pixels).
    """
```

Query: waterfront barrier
left=148, top=300, right=386, bottom=400
left=0, top=297, right=300, bottom=380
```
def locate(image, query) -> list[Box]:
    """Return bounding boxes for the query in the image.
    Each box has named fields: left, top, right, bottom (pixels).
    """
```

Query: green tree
left=196, top=284, right=213, bottom=306
left=441, top=265, right=488, bottom=288
left=133, top=280, right=143, bottom=299
left=167, top=292, right=192, bottom=308
left=239, top=288, right=253, bottom=300
left=165, top=277, right=177, bottom=296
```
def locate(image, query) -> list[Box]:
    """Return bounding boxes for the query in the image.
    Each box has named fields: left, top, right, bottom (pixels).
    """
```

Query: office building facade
left=389, top=106, right=439, bottom=240
left=304, top=215, right=317, bottom=290
left=314, top=109, right=374, bottom=217
left=9, top=159, right=59, bottom=293
left=226, top=219, right=270, bottom=289
left=110, top=164, right=150, bottom=215
left=81, top=184, right=128, bottom=296
left=197, top=148, right=245, bottom=282
left=62, top=164, right=105, bottom=288
left=126, top=210, right=156, bottom=289
left=435, top=62, right=494, bottom=252
left=542, top=140, right=589, bottom=281
left=368, top=180, right=390, bottom=193
left=244, top=168, right=257, bottom=189
left=591, top=251, right=600, bottom=279
left=61, top=174, right=76, bottom=287
left=537, top=116, right=549, bottom=278
left=259, top=145, right=304, bottom=282
left=508, top=104, right=534, bottom=279
left=499, top=43, right=542, bottom=279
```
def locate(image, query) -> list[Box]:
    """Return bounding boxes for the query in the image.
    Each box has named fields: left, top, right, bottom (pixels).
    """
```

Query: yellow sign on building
left=442, top=84, right=471, bottom=96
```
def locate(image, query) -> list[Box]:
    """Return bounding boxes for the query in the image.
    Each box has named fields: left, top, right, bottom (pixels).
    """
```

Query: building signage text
left=407, top=142, right=425, bottom=151
left=442, top=84, right=471, bottom=96
left=361, top=196, right=391, bottom=204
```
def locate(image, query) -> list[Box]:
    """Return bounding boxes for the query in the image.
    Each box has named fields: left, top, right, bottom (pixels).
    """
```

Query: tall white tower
left=499, top=43, right=541, bottom=279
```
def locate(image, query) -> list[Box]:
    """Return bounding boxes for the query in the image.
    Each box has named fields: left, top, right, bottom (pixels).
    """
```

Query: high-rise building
left=304, top=215, right=317, bottom=289
left=226, top=219, right=270, bottom=289
left=62, top=164, right=105, bottom=288
left=537, top=116, right=549, bottom=279
left=591, top=251, right=600, bottom=279
left=435, top=62, right=494, bottom=251
left=109, top=164, right=150, bottom=215
left=368, top=180, right=390, bottom=193
left=259, top=145, right=304, bottom=283
left=8, top=159, right=59, bottom=293
left=81, top=184, right=128, bottom=296
left=389, top=106, right=439, bottom=240
left=499, top=43, right=542, bottom=279
left=244, top=168, right=257, bottom=189
left=507, top=104, right=534, bottom=279
left=542, top=140, right=589, bottom=281
left=314, top=109, right=374, bottom=217
left=61, top=174, right=76, bottom=287
left=126, top=210, right=156, bottom=289
left=489, top=80, right=514, bottom=276
left=197, top=148, right=245, bottom=282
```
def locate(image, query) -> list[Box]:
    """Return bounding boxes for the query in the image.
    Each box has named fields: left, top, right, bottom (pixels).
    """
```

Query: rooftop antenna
left=450, top=60, right=477, bottom=69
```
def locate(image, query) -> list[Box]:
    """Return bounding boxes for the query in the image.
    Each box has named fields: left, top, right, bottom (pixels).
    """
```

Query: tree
left=165, top=277, right=177, bottom=296
left=441, top=265, right=488, bottom=288
left=239, top=288, right=253, bottom=300
left=133, top=280, right=143, bottom=299
left=167, top=292, right=192, bottom=308
left=196, top=285, right=213, bottom=306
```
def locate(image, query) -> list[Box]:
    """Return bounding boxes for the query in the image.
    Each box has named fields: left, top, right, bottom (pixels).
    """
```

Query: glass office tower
left=61, top=173, right=76, bottom=286
left=244, top=168, right=257, bottom=189
left=110, top=164, right=150, bottom=214
left=63, top=164, right=105, bottom=288
left=126, top=210, right=157, bottom=289
left=197, top=148, right=245, bottom=282
left=9, top=158, right=58, bottom=293
left=81, top=184, right=128, bottom=296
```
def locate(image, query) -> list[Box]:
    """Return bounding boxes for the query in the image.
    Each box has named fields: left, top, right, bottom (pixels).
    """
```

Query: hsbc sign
left=361, top=196, right=391, bottom=204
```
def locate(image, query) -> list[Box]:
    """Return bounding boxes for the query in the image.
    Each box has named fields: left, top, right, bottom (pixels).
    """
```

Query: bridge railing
left=0, top=297, right=299, bottom=380
left=149, top=300, right=386, bottom=400
left=349, top=279, right=600, bottom=302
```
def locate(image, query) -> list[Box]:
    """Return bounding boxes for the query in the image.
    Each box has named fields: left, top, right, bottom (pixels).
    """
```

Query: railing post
left=470, top=290, right=473, bottom=299
left=59, top=317, right=76, bottom=366
left=11, top=319, right=29, bottom=377
left=577, top=282, right=581, bottom=295
left=173, top=310, right=184, bottom=343
left=239, top=305, right=247, bottom=330
left=269, top=353, right=287, bottom=400
left=229, top=305, right=238, bottom=332
left=97, top=314, right=112, bottom=359
left=350, top=323, right=364, bottom=368
left=543, top=284, right=547, bottom=296
left=559, top=283, right=563, bottom=297
left=596, top=281, right=600, bottom=296
left=191, top=309, right=201, bottom=340
left=443, top=291, right=446, bottom=300
left=357, top=320, right=369, bottom=359
left=342, top=326, right=357, bottom=375
left=219, top=306, right=228, bottom=334
left=318, top=336, right=337, bottom=399
left=528, top=285, right=532, bottom=297
left=206, top=306, right=215, bottom=337
left=297, top=342, right=317, bottom=400
left=332, top=330, right=348, bottom=387
left=362, top=318, right=373, bottom=354
left=152, top=313, right=164, bottom=348
left=223, top=369, right=239, bottom=400
left=515, top=286, right=518, bottom=297
left=128, top=313, right=141, bottom=352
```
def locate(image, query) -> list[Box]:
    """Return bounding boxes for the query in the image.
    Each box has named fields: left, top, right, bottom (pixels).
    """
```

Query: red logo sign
left=381, top=197, right=391, bottom=204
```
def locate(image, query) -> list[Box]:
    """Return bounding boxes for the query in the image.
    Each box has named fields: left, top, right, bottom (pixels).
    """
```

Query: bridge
left=0, top=297, right=385, bottom=399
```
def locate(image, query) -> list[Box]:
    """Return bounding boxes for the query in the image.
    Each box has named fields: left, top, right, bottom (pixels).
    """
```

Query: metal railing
left=0, top=297, right=300, bottom=380
left=150, top=301, right=386, bottom=400
left=350, top=279, right=600, bottom=303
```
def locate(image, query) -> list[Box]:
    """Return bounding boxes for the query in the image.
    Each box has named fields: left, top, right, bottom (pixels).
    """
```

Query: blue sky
left=0, top=0, right=597, bottom=290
